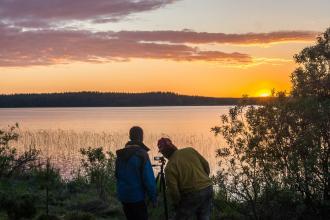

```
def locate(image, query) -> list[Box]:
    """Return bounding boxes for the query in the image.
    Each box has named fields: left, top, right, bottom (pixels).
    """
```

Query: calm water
left=0, top=106, right=231, bottom=177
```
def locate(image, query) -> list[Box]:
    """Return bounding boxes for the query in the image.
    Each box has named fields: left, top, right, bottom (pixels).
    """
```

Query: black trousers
left=122, top=201, right=148, bottom=220
left=175, top=185, right=213, bottom=220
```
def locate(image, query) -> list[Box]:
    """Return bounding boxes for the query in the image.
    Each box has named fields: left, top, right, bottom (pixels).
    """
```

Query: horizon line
left=0, top=91, right=272, bottom=99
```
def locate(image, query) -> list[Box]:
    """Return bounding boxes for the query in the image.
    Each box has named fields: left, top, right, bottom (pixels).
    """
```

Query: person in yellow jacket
left=157, top=137, right=213, bottom=220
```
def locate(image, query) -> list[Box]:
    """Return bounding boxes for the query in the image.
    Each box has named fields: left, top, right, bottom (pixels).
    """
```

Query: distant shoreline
left=0, top=91, right=270, bottom=108
left=0, top=105, right=236, bottom=109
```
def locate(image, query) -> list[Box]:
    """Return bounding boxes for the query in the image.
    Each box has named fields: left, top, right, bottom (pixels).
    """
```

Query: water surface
left=0, top=106, right=231, bottom=177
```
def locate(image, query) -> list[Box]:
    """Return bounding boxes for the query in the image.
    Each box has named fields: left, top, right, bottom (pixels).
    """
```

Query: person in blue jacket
left=115, top=126, right=157, bottom=220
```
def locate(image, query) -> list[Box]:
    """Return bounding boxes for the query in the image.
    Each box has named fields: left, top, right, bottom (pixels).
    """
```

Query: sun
left=256, top=89, right=271, bottom=97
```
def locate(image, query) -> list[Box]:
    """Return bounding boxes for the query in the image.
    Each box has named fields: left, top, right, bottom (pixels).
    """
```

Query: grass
left=12, top=129, right=223, bottom=178
left=1, top=128, right=224, bottom=219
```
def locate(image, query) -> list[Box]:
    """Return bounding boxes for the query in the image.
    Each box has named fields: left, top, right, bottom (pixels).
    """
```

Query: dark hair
left=129, top=126, right=143, bottom=141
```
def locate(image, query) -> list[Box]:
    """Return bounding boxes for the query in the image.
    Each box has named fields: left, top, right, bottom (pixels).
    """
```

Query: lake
left=0, top=106, right=231, bottom=177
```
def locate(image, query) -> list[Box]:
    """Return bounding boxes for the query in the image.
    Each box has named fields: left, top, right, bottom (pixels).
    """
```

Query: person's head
left=157, top=137, right=177, bottom=159
left=129, top=126, right=143, bottom=142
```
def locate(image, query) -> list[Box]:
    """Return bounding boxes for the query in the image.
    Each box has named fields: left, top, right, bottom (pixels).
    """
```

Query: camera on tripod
left=154, top=156, right=166, bottom=165
left=152, top=156, right=168, bottom=220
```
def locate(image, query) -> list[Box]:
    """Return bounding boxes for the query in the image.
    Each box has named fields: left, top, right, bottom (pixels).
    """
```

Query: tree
left=213, top=27, right=330, bottom=219
left=290, top=27, right=330, bottom=203
left=292, top=28, right=330, bottom=98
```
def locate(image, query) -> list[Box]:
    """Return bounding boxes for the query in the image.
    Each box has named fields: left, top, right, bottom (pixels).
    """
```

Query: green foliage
left=0, top=124, right=40, bottom=178
left=257, top=186, right=305, bottom=219
left=292, top=28, right=330, bottom=98
left=79, top=147, right=116, bottom=200
left=31, top=158, right=62, bottom=190
left=213, top=27, right=330, bottom=219
left=0, top=126, right=124, bottom=218
left=36, top=214, right=61, bottom=220
left=64, top=211, right=96, bottom=220
left=67, top=171, right=89, bottom=194
left=1, top=193, right=37, bottom=220
left=212, top=189, right=243, bottom=220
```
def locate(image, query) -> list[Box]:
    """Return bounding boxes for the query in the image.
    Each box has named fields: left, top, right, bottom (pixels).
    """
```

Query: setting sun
left=257, top=89, right=271, bottom=97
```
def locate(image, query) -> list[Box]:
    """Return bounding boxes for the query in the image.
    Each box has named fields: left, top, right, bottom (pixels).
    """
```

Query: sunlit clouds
left=0, top=24, right=318, bottom=67
left=0, top=25, right=252, bottom=67
left=0, top=0, right=328, bottom=97
left=0, top=0, right=179, bottom=28
left=0, top=0, right=319, bottom=67
left=115, top=30, right=318, bottom=45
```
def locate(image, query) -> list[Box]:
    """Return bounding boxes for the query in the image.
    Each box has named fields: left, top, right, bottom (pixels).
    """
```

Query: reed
left=11, top=129, right=224, bottom=178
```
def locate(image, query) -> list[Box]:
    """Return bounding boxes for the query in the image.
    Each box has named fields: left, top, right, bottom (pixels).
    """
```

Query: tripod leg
left=160, top=173, right=169, bottom=220
left=156, top=173, right=161, bottom=193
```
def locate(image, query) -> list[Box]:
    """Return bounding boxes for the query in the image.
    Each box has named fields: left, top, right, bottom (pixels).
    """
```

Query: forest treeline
left=0, top=92, right=270, bottom=107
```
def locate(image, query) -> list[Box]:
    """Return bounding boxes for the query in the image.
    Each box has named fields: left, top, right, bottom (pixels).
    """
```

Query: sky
left=0, top=0, right=329, bottom=97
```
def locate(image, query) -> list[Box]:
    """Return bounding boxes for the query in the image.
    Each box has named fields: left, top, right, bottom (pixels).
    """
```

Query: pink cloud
left=0, top=0, right=179, bottom=27
left=0, top=22, right=319, bottom=67
left=115, top=30, right=318, bottom=44
left=0, top=25, right=251, bottom=67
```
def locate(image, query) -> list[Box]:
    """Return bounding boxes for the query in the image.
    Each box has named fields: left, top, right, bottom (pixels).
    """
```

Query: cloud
left=0, top=0, right=179, bottom=27
left=115, top=30, right=318, bottom=45
left=0, top=25, right=251, bottom=67
left=0, top=21, right=319, bottom=67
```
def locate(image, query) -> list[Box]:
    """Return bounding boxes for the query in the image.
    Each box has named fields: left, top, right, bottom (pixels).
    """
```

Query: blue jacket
left=115, top=141, right=157, bottom=203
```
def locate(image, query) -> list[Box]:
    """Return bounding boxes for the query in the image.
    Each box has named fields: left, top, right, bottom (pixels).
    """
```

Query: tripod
left=153, top=158, right=169, bottom=220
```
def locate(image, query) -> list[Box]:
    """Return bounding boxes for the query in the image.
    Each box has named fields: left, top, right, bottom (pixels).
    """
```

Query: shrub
left=31, top=158, right=62, bottom=190
left=64, top=211, right=96, bottom=220
left=67, top=171, right=89, bottom=194
left=79, top=147, right=116, bottom=200
left=36, top=214, right=61, bottom=220
left=3, top=193, right=37, bottom=220
left=0, top=124, right=39, bottom=178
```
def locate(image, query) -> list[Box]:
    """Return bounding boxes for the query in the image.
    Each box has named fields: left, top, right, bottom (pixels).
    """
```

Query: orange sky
left=0, top=58, right=296, bottom=97
left=0, top=0, right=329, bottom=97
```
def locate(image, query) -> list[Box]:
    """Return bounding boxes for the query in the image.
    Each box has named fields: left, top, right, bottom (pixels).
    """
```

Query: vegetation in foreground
left=0, top=126, right=124, bottom=220
left=211, top=27, right=329, bottom=219
left=0, top=124, right=171, bottom=220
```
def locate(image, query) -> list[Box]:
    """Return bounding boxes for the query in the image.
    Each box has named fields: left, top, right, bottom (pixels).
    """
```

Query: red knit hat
left=157, top=138, right=175, bottom=151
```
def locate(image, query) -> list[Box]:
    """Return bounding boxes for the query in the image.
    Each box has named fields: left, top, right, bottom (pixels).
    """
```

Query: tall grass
left=11, top=129, right=224, bottom=178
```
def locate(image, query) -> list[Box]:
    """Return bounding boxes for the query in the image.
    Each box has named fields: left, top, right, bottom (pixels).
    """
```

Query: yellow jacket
left=164, top=147, right=212, bottom=204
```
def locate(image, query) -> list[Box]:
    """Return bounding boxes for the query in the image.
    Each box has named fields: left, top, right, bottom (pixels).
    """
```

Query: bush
left=261, top=187, right=299, bottom=217
left=36, top=214, right=61, bottom=220
left=79, top=147, right=116, bottom=200
left=31, top=158, right=62, bottom=190
left=64, top=211, right=96, bottom=220
left=66, top=172, right=89, bottom=194
left=0, top=124, right=39, bottom=178
left=212, top=189, right=243, bottom=220
left=3, top=193, right=37, bottom=220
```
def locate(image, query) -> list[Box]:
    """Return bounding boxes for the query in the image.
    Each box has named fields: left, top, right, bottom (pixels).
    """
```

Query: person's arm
left=165, top=166, right=180, bottom=207
left=193, top=148, right=210, bottom=175
left=142, top=158, right=157, bottom=203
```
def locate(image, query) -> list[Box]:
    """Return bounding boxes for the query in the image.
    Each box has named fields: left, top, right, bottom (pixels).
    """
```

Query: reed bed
left=12, top=129, right=224, bottom=178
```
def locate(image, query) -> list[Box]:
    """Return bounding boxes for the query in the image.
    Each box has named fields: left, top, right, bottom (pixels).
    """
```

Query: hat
left=157, top=138, right=174, bottom=150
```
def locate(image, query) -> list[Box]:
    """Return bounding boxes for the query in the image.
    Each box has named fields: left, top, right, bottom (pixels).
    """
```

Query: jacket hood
left=125, top=141, right=150, bottom=151
left=116, top=141, right=150, bottom=161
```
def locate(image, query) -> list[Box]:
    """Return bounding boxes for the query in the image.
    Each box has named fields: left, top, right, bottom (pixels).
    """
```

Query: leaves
left=0, top=125, right=40, bottom=178
left=212, top=27, right=330, bottom=219
left=79, top=147, right=116, bottom=201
